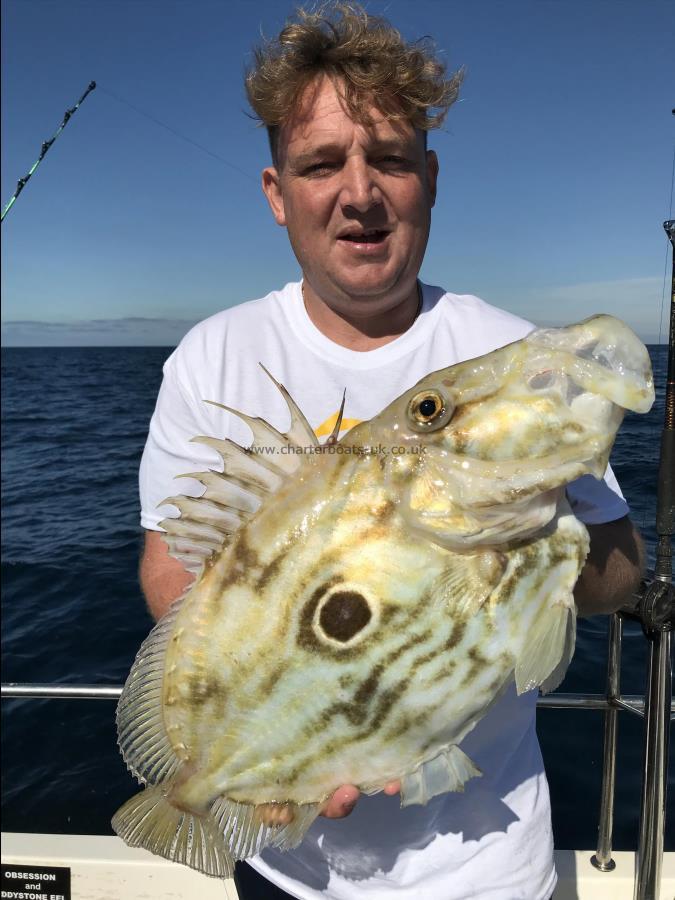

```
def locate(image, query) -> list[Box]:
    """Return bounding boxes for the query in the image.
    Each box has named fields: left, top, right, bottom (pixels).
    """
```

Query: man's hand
left=574, top=516, right=644, bottom=617
left=320, top=780, right=401, bottom=818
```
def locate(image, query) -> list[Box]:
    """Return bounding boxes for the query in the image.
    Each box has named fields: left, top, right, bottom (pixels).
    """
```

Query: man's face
left=262, top=77, right=438, bottom=319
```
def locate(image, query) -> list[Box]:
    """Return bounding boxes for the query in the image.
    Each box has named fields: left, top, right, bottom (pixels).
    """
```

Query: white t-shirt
left=139, top=281, right=629, bottom=900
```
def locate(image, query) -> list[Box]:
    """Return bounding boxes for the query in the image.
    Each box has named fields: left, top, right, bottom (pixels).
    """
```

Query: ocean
left=0, top=344, right=671, bottom=851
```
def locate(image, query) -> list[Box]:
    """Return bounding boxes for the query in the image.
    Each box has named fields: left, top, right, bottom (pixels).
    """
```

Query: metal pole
left=634, top=630, right=672, bottom=900
left=0, top=683, right=121, bottom=700
left=592, top=613, right=623, bottom=871
left=0, top=681, right=654, bottom=710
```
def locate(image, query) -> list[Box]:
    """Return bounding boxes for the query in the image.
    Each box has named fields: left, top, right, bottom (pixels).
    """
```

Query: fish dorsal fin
left=258, top=363, right=320, bottom=449
left=160, top=368, right=320, bottom=578
left=324, top=389, right=346, bottom=445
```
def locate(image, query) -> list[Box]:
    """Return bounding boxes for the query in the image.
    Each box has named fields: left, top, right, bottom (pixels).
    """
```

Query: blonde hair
left=245, top=2, right=463, bottom=165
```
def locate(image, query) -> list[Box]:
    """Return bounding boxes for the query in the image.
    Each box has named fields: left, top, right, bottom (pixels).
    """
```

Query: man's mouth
left=338, top=229, right=389, bottom=244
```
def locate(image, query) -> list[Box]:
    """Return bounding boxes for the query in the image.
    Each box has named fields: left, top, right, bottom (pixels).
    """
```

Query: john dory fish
left=113, top=315, right=654, bottom=877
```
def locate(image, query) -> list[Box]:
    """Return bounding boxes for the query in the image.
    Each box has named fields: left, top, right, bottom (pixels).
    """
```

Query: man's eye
left=304, top=162, right=337, bottom=175
left=377, top=156, right=412, bottom=170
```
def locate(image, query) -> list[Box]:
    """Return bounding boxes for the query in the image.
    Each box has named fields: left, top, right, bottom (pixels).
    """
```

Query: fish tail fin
left=515, top=598, right=576, bottom=695
left=112, top=785, right=233, bottom=878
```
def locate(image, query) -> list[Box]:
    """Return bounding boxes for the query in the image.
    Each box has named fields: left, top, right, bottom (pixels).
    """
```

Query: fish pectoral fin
left=400, top=746, right=482, bottom=807
left=112, top=784, right=233, bottom=878
left=210, top=796, right=321, bottom=858
left=514, top=597, right=576, bottom=695
left=432, top=550, right=507, bottom=618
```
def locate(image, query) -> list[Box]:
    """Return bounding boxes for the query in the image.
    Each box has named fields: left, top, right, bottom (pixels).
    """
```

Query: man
left=139, top=4, right=643, bottom=898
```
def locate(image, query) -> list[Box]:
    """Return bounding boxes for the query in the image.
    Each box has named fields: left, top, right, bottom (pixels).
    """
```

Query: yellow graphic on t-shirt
left=315, top=411, right=362, bottom=439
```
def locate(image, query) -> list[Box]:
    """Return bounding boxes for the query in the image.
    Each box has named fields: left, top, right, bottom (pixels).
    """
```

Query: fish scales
left=113, top=315, right=654, bottom=878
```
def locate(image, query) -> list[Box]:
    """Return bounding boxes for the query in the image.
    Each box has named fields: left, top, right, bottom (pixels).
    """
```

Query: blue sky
left=1, top=0, right=673, bottom=346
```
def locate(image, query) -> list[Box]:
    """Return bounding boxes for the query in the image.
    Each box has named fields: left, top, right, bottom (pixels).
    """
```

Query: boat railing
left=1, top=576, right=673, bottom=900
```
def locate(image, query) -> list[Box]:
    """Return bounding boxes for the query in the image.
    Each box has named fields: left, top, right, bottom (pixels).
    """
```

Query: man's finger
left=319, top=784, right=360, bottom=818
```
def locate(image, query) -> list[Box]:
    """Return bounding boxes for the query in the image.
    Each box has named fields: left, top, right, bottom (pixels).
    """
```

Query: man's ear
left=262, top=167, right=286, bottom=226
left=426, top=150, right=439, bottom=208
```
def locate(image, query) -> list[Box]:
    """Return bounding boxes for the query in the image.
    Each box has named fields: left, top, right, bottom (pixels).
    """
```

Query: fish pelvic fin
left=399, top=745, right=482, bottom=807
left=112, top=784, right=233, bottom=878
left=515, top=597, right=577, bottom=695
left=159, top=367, right=321, bottom=578
left=211, top=796, right=321, bottom=860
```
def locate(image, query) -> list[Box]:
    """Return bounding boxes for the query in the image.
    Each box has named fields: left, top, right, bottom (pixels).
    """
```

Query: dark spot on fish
left=432, top=659, right=457, bottom=683
left=444, top=620, right=466, bottom=652
left=375, top=499, right=396, bottom=521
left=369, top=684, right=407, bottom=731
left=494, top=545, right=540, bottom=607
left=353, top=664, right=383, bottom=707
left=258, top=664, right=286, bottom=699
left=319, top=591, right=372, bottom=642
left=234, top=533, right=260, bottom=570
left=451, top=430, right=469, bottom=454
left=255, top=548, right=287, bottom=592
left=297, top=578, right=346, bottom=656
left=215, top=532, right=262, bottom=592
left=461, top=645, right=489, bottom=687
left=186, top=674, right=227, bottom=707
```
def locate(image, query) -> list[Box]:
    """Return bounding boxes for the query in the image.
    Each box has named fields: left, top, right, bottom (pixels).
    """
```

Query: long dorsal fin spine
left=258, top=363, right=320, bottom=448
left=160, top=370, right=324, bottom=578
left=176, top=470, right=264, bottom=506
left=190, top=435, right=286, bottom=483
left=203, top=399, right=294, bottom=450
left=325, top=389, right=347, bottom=445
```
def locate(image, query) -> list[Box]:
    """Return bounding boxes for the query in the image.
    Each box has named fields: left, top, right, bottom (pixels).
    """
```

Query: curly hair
left=245, top=2, right=463, bottom=166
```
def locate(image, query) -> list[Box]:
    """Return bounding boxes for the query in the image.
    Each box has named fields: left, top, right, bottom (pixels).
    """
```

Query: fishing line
left=657, top=137, right=675, bottom=349
left=96, top=84, right=258, bottom=183
left=640, top=123, right=675, bottom=542
left=636, top=127, right=675, bottom=534
left=1, top=81, right=97, bottom=222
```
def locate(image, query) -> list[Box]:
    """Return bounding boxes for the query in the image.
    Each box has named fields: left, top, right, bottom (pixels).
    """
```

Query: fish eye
left=419, top=397, right=438, bottom=416
left=319, top=591, right=372, bottom=643
left=407, top=390, right=453, bottom=432
left=300, top=583, right=380, bottom=653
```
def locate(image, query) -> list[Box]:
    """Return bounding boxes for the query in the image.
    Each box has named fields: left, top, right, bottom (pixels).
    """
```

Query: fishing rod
left=629, top=217, right=674, bottom=900
left=654, top=219, right=675, bottom=586
left=1, top=80, right=96, bottom=223
left=604, top=115, right=674, bottom=900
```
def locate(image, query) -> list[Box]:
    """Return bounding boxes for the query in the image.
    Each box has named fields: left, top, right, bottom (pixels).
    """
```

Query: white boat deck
left=2, top=832, right=674, bottom=899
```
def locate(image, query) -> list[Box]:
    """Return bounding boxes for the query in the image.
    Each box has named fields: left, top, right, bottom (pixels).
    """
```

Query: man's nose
left=339, top=158, right=381, bottom=213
